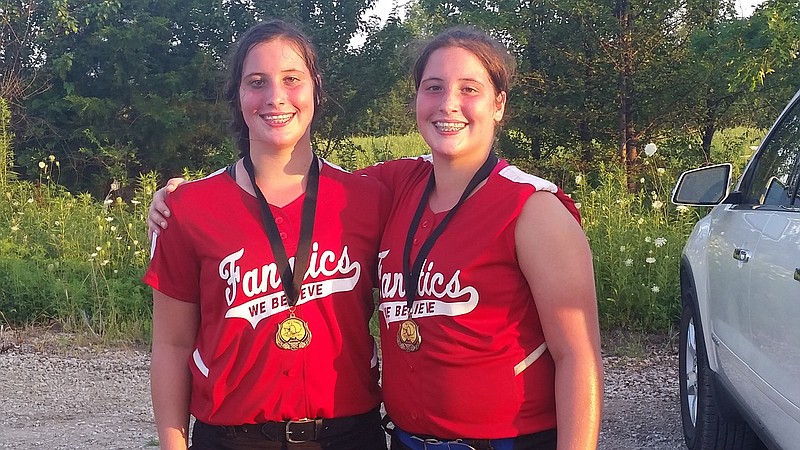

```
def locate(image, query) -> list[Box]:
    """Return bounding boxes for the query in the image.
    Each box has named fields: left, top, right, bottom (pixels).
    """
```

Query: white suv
left=672, top=88, right=800, bottom=450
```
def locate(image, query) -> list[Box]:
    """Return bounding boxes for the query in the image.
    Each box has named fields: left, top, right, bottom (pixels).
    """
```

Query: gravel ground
left=0, top=331, right=684, bottom=449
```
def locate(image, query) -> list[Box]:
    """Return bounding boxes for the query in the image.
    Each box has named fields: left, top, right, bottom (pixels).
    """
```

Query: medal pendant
left=276, top=314, right=312, bottom=350
left=397, top=319, right=422, bottom=352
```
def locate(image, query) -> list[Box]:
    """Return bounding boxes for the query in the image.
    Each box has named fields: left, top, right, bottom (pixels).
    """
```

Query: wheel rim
left=685, top=316, right=699, bottom=426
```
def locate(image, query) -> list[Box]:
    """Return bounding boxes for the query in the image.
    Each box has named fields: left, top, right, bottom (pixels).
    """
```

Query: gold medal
left=397, top=318, right=422, bottom=352
left=276, top=313, right=311, bottom=350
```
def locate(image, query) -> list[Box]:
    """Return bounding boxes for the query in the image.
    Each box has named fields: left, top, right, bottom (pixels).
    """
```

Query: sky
left=735, top=0, right=766, bottom=16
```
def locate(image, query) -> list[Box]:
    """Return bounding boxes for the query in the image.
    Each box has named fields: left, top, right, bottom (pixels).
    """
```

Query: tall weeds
left=0, top=99, right=12, bottom=185
left=0, top=126, right=158, bottom=342
left=574, top=163, right=700, bottom=331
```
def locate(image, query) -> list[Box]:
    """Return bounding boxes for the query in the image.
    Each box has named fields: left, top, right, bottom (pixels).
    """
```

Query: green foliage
left=0, top=99, right=13, bottom=185
left=6, top=0, right=798, bottom=200
left=575, top=163, right=700, bottom=331
left=732, top=0, right=800, bottom=90
left=0, top=151, right=156, bottom=341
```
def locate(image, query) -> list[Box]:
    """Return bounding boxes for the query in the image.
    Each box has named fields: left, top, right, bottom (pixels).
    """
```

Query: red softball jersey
left=360, top=155, right=580, bottom=439
left=143, top=161, right=390, bottom=425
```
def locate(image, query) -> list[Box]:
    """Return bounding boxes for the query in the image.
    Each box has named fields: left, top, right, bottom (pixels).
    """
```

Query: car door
left=704, top=181, right=764, bottom=380
left=741, top=94, right=800, bottom=448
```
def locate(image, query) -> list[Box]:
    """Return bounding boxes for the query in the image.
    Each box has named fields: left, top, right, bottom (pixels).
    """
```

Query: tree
left=13, top=0, right=377, bottom=194
left=337, top=15, right=416, bottom=137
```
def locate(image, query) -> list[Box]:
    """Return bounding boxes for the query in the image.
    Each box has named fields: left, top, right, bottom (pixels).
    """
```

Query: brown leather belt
left=200, top=407, right=379, bottom=443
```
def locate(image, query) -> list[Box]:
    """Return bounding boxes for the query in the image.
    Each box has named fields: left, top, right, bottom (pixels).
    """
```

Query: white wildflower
left=654, top=237, right=667, bottom=247
left=624, top=258, right=633, bottom=267
left=652, top=200, right=664, bottom=210
left=646, top=257, right=656, bottom=264
left=644, top=143, right=657, bottom=156
left=651, top=285, right=660, bottom=293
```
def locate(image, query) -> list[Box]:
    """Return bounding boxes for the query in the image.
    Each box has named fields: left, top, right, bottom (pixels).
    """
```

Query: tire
left=679, top=301, right=766, bottom=450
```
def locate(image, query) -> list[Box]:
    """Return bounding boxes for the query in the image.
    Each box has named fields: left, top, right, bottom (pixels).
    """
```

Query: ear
left=494, top=91, right=507, bottom=123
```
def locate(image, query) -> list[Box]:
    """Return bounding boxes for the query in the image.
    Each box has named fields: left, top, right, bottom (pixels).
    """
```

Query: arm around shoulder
left=515, top=192, right=603, bottom=450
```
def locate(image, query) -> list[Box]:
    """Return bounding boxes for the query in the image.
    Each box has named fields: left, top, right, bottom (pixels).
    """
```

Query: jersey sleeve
left=355, top=156, right=430, bottom=197
left=554, top=187, right=582, bottom=225
left=142, top=194, right=201, bottom=302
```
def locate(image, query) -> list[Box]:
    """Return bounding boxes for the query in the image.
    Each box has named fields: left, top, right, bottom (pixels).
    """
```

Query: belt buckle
left=285, top=418, right=317, bottom=443
left=412, top=435, right=477, bottom=450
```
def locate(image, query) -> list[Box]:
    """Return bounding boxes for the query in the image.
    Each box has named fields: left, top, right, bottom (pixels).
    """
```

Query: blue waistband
left=395, top=427, right=515, bottom=450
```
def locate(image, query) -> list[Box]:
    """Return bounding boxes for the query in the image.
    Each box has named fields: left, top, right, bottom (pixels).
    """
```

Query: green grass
left=319, top=133, right=429, bottom=170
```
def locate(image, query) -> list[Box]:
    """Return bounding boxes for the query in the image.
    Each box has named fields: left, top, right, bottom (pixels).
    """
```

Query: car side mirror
left=671, top=163, right=732, bottom=206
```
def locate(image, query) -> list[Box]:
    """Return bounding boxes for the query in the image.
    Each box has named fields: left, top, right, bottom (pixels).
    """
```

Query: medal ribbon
left=243, top=154, right=319, bottom=307
left=403, top=153, right=498, bottom=311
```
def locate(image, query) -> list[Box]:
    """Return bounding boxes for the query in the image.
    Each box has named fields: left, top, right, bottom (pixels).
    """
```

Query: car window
left=742, top=100, right=800, bottom=207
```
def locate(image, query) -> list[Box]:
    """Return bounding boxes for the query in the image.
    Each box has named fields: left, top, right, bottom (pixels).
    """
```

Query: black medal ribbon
left=243, top=154, right=319, bottom=307
left=403, top=153, right=498, bottom=311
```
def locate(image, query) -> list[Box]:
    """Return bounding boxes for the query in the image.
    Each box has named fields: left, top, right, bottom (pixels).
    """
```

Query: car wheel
left=679, top=301, right=766, bottom=450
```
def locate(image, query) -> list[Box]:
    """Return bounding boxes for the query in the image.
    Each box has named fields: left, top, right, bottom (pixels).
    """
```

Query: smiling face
left=415, top=46, right=506, bottom=164
left=238, top=38, right=315, bottom=155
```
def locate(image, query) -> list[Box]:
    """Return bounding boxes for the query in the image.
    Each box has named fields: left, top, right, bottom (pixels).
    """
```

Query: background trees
left=1, top=0, right=798, bottom=195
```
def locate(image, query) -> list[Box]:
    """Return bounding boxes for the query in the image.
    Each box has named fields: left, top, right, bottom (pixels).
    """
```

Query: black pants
left=189, top=410, right=387, bottom=450
left=389, top=428, right=557, bottom=450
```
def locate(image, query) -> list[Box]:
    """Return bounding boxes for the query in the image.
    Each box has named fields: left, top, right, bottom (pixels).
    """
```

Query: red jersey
left=361, top=156, right=579, bottom=439
left=143, top=161, right=390, bottom=425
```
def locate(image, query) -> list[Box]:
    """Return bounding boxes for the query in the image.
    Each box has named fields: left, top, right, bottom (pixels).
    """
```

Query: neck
left=429, top=151, right=492, bottom=213
left=238, top=146, right=316, bottom=207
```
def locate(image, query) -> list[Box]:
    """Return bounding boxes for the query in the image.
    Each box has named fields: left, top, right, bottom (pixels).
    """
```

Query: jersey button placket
left=413, top=210, right=434, bottom=247
left=275, top=212, right=289, bottom=240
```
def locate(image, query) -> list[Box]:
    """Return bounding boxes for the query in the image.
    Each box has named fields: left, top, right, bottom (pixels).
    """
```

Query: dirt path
left=0, top=332, right=684, bottom=449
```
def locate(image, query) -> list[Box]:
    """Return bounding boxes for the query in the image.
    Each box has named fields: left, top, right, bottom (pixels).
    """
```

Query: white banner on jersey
left=378, top=250, right=479, bottom=326
left=225, top=268, right=361, bottom=329
left=379, top=294, right=479, bottom=326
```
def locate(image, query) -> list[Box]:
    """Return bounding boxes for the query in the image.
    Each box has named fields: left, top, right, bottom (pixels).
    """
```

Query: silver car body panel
left=680, top=87, right=800, bottom=449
